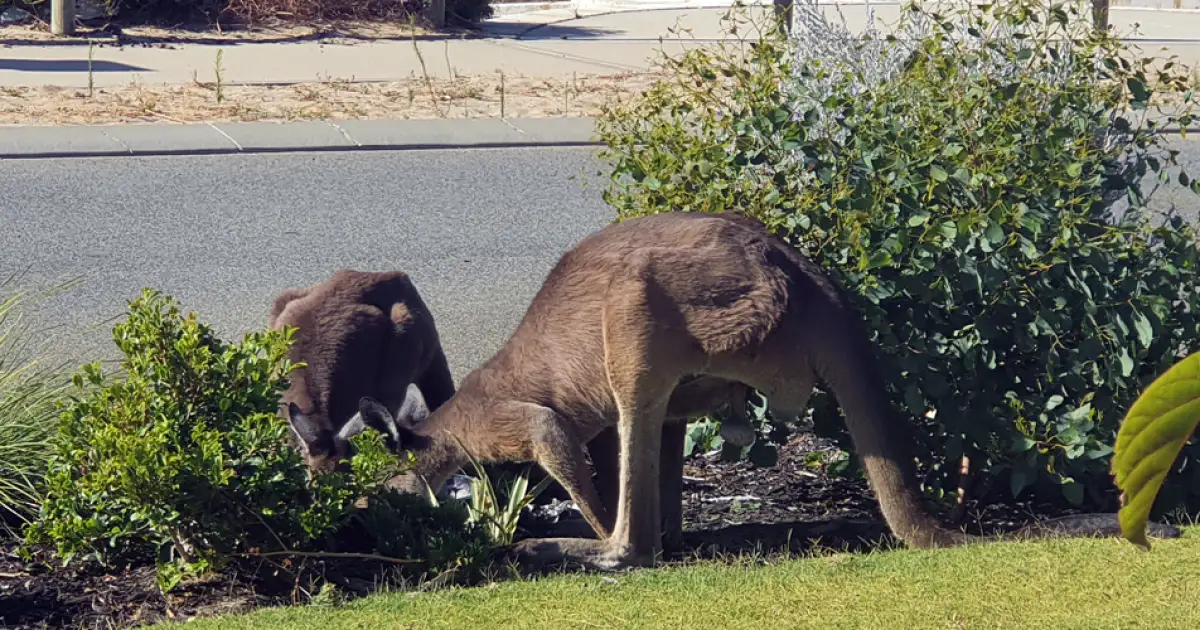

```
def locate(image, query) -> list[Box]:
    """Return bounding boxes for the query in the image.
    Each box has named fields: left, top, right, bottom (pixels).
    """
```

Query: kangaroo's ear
left=287, top=402, right=323, bottom=447
left=358, top=396, right=417, bottom=450
left=335, top=413, right=368, bottom=443
left=393, top=383, right=430, bottom=429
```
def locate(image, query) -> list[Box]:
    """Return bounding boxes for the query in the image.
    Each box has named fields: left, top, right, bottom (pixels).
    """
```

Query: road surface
left=1, top=146, right=615, bottom=380
left=3, top=138, right=1200, bottom=381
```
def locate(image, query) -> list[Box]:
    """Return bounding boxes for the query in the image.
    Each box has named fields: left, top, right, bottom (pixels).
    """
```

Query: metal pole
left=51, top=0, right=75, bottom=35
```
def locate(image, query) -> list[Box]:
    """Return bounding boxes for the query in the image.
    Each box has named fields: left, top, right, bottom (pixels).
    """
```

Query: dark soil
left=0, top=432, right=1145, bottom=630
left=0, top=540, right=434, bottom=630
left=518, top=432, right=1123, bottom=559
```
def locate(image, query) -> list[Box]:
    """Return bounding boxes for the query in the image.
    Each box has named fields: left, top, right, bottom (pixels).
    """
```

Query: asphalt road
left=4, top=138, right=1200, bottom=383
left=0, top=146, right=615, bottom=381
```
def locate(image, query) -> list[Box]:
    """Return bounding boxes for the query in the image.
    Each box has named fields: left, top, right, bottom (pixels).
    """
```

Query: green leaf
left=942, top=144, right=964, bottom=158
left=1061, top=481, right=1084, bottom=506
left=1112, top=351, right=1200, bottom=550
left=1066, top=162, right=1083, bottom=178
left=1132, top=310, right=1153, bottom=348
left=1118, top=348, right=1135, bottom=378
left=1127, top=77, right=1151, bottom=103
left=1010, top=467, right=1030, bottom=498
left=985, top=222, right=1005, bottom=246
left=930, top=165, right=949, bottom=183
left=939, top=221, right=958, bottom=240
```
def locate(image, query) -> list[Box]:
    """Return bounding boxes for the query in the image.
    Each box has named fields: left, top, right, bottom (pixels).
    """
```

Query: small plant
left=86, top=41, right=95, bottom=98
left=23, top=289, right=489, bottom=592
left=214, top=49, right=225, bottom=104
left=409, top=15, right=442, bottom=117
left=499, top=70, right=506, bottom=118
left=439, top=437, right=553, bottom=547
left=685, top=417, right=723, bottom=458
left=0, top=273, right=80, bottom=527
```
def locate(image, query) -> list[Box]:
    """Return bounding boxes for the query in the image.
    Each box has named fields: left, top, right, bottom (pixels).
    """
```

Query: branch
left=233, top=550, right=424, bottom=564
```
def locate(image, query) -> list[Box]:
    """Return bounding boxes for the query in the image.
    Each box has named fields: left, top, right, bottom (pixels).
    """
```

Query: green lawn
left=170, top=527, right=1200, bottom=630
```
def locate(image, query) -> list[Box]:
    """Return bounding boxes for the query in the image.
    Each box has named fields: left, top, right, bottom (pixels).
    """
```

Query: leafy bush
left=0, top=274, right=78, bottom=528
left=23, top=289, right=489, bottom=592
left=596, top=0, right=1200, bottom=517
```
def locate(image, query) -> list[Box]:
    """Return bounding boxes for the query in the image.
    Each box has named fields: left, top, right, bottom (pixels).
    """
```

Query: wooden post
left=51, top=0, right=75, bottom=35
left=773, top=0, right=793, bottom=36
left=1092, top=0, right=1110, bottom=30
left=424, top=0, right=446, bottom=28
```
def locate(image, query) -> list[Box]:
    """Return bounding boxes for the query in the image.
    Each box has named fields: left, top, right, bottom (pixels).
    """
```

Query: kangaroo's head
left=353, top=392, right=432, bottom=494
left=287, top=384, right=429, bottom=477
left=285, top=402, right=353, bottom=475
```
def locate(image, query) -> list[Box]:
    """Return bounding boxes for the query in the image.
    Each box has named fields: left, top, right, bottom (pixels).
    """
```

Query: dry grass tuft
left=0, top=72, right=665, bottom=125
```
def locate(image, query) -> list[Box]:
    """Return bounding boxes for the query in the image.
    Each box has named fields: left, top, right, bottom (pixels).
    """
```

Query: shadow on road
left=482, top=21, right=622, bottom=40
left=0, top=58, right=150, bottom=72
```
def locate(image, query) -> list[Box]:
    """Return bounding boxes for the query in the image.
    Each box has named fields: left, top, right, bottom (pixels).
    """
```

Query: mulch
left=0, top=432, right=1128, bottom=630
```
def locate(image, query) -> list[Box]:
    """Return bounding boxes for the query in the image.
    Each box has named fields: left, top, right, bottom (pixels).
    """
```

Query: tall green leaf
left=1112, top=352, right=1200, bottom=550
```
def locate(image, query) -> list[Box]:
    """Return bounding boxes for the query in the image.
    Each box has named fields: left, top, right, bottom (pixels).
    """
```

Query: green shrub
left=22, top=289, right=489, bottom=593
left=0, top=274, right=78, bottom=528
left=596, top=0, right=1200, bottom=516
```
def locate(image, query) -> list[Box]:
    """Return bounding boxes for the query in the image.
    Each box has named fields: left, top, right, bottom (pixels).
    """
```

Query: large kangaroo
left=269, top=269, right=456, bottom=475
left=353, top=212, right=1178, bottom=571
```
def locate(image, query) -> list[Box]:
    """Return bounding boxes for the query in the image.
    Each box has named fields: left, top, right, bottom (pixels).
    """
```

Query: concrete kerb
left=0, top=117, right=602, bottom=160
left=1, top=114, right=1194, bottom=160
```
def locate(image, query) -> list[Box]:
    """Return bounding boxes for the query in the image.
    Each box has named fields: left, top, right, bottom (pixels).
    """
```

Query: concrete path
left=4, top=2, right=1200, bottom=89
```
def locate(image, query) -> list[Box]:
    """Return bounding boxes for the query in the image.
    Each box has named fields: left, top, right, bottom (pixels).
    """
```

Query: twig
left=949, top=448, right=975, bottom=525
left=234, top=550, right=424, bottom=564
left=417, top=565, right=458, bottom=592
left=409, top=14, right=441, bottom=116
left=219, top=488, right=288, bottom=552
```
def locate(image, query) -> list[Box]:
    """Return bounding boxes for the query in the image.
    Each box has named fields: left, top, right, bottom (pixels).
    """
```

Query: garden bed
left=0, top=432, right=1116, bottom=630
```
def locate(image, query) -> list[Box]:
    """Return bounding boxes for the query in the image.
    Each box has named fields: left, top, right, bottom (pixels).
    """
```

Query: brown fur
left=269, top=268, right=455, bottom=474
left=358, top=211, right=1178, bottom=571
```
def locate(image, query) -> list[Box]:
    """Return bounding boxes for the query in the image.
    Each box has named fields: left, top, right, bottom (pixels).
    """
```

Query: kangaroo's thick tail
left=814, top=308, right=971, bottom=549
left=811, top=300, right=1182, bottom=548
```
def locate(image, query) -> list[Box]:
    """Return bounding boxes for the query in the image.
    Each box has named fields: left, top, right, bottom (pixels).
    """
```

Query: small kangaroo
left=351, top=212, right=1178, bottom=571
left=269, top=269, right=456, bottom=475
